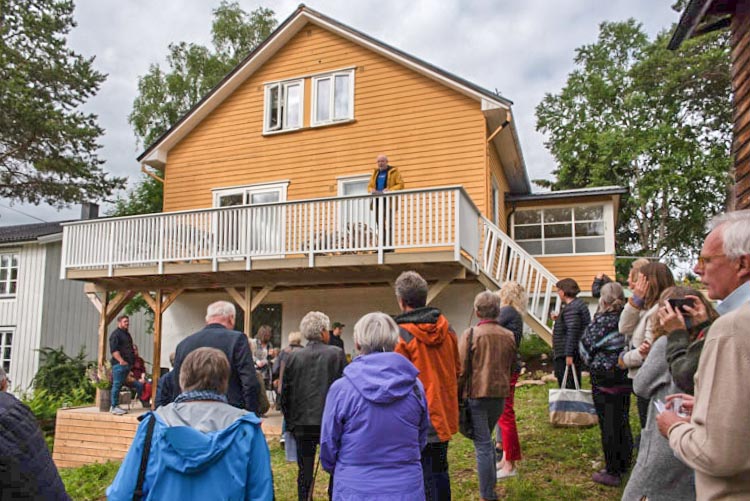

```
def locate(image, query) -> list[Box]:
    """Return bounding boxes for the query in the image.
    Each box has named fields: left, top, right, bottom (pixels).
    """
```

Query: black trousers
left=294, top=431, right=333, bottom=501
left=554, top=357, right=582, bottom=389
left=421, top=441, right=451, bottom=501
left=636, top=394, right=650, bottom=430
left=591, top=379, right=633, bottom=475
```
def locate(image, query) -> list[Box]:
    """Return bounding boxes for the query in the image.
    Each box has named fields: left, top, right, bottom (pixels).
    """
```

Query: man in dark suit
left=170, top=301, right=260, bottom=413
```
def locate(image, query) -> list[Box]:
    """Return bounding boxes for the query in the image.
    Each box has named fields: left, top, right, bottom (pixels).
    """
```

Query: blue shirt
left=716, top=281, right=750, bottom=315
left=375, top=169, right=388, bottom=191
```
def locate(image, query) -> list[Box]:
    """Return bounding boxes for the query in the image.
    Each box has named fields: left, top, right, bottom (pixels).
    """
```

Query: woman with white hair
left=320, top=312, right=429, bottom=500
left=281, top=311, right=347, bottom=501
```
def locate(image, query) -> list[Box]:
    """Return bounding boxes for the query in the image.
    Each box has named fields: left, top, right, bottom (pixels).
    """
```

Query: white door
left=338, top=175, right=377, bottom=249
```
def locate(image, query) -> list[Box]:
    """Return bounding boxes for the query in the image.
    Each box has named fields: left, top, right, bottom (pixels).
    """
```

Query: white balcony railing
left=61, top=186, right=557, bottom=335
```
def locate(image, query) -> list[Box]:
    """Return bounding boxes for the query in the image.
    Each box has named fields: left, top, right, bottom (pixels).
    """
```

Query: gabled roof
left=137, top=4, right=531, bottom=193
left=0, top=221, right=69, bottom=244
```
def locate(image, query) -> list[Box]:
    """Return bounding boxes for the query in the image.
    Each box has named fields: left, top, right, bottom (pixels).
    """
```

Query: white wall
left=161, top=282, right=484, bottom=363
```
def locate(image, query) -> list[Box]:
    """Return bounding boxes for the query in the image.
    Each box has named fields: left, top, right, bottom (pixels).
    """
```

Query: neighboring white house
left=0, top=209, right=150, bottom=392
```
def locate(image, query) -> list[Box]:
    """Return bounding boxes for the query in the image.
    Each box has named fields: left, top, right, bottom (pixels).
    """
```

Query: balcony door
left=213, top=182, right=288, bottom=258
left=337, top=175, right=377, bottom=248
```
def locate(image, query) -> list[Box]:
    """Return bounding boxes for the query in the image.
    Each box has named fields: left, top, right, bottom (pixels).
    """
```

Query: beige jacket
left=667, top=302, right=750, bottom=500
left=458, top=322, right=516, bottom=399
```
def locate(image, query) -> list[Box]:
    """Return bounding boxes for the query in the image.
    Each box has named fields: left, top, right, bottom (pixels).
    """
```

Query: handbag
left=458, top=328, right=475, bottom=439
left=548, top=364, right=598, bottom=427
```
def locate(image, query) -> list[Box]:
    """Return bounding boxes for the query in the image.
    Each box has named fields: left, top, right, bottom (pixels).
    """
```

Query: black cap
left=332, top=322, right=345, bottom=329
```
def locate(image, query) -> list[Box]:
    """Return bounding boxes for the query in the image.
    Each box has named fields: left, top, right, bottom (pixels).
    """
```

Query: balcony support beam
left=426, top=269, right=465, bottom=305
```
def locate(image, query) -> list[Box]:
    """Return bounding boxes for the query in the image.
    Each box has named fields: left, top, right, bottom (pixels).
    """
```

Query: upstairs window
left=513, top=205, right=606, bottom=255
left=0, top=253, right=18, bottom=297
left=312, top=70, right=354, bottom=126
left=264, top=79, right=303, bottom=133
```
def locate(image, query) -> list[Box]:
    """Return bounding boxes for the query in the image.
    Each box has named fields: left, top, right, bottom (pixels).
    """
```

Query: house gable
left=164, top=21, right=490, bottom=212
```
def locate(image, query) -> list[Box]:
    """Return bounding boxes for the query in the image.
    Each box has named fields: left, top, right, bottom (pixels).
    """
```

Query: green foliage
left=60, top=461, right=120, bottom=501
left=109, top=175, right=163, bottom=216
left=128, top=2, right=277, bottom=147
left=22, top=387, right=92, bottom=421
left=535, top=20, right=732, bottom=260
left=0, top=0, right=125, bottom=206
left=518, top=333, right=552, bottom=361
left=32, top=346, right=95, bottom=400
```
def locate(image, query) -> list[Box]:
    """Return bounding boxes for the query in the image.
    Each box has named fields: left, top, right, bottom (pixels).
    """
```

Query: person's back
left=0, top=392, right=70, bottom=500
left=395, top=306, right=459, bottom=442
left=108, top=347, right=273, bottom=501
left=321, top=351, right=428, bottom=499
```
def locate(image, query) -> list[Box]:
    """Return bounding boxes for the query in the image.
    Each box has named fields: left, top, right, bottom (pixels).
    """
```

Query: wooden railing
left=479, top=217, right=559, bottom=337
left=61, top=187, right=481, bottom=276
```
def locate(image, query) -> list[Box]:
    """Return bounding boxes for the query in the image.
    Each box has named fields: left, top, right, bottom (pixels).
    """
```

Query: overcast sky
left=1, top=0, right=682, bottom=225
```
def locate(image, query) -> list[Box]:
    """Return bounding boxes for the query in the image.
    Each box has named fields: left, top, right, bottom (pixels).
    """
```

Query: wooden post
left=151, top=289, right=163, bottom=410
left=97, top=292, right=110, bottom=367
left=244, top=284, right=252, bottom=336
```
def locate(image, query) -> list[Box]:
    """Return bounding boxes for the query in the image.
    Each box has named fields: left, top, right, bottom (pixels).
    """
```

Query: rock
left=541, top=374, right=557, bottom=383
left=516, top=379, right=545, bottom=387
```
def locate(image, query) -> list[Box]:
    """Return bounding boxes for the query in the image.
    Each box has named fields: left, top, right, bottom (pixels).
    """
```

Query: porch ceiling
left=68, top=250, right=476, bottom=292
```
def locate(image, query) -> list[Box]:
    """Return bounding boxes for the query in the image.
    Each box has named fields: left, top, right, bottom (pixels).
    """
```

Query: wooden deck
left=53, top=406, right=283, bottom=469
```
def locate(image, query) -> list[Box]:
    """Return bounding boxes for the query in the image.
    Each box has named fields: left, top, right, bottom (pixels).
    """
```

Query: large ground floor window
left=513, top=205, right=606, bottom=255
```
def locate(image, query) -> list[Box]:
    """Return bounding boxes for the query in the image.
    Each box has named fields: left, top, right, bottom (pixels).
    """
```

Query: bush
left=32, top=346, right=95, bottom=400
left=518, top=332, right=552, bottom=361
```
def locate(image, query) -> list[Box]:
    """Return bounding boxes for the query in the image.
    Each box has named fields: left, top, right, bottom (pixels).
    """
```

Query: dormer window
left=312, top=70, right=354, bottom=126
left=264, top=79, right=303, bottom=133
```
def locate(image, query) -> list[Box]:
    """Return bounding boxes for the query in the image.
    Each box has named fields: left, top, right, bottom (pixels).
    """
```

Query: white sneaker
left=110, top=406, right=127, bottom=415
left=496, top=468, right=517, bottom=481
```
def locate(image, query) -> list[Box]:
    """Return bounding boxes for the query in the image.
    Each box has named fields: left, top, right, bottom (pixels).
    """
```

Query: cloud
left=1, top=0, right=680, bottom=225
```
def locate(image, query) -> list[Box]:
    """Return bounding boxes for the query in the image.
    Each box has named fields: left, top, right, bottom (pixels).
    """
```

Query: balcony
left=61, top=186, right=559, bottom=338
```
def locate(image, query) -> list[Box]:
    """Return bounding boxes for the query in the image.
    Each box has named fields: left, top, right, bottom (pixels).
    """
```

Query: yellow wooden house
left=60, top=4, right=624, bottom=391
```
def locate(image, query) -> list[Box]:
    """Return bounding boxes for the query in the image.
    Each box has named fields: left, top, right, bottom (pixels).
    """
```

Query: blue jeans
left=111, top=364, right=130, bottom=407
left=469, top=398, right=505, bottom=500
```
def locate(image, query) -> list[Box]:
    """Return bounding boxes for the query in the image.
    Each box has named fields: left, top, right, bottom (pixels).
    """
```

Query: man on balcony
left=368, top=154, right=404, bottom=251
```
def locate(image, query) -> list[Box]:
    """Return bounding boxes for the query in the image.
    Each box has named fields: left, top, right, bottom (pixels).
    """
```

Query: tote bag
left=548, top=365, right=598, bottom=427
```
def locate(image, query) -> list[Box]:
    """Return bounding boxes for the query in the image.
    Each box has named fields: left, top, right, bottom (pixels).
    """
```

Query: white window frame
left=212, top=181, right=290, bottom=208
left=491, top=177, right=501, bottom=227
left=0, top=328, right=13, bottom=375
left=263, top=79, right=304, bottom=134
left=511, top=202, right=614, bottom=256
left=0, top=252, right=19, bottom=298
left=311, top=69, right=355, bottom=127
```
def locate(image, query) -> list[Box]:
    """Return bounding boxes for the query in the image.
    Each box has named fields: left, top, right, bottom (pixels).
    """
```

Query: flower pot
left=96, top=388, right=111, bottom=412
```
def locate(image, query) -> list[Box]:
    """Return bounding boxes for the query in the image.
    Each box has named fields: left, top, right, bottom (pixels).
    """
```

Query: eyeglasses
left=696, top=254, right=726, bottom=267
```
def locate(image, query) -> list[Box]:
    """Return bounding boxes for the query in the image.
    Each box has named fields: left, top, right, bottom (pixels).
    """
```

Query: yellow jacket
left=367, top=166, right=404, bottom=193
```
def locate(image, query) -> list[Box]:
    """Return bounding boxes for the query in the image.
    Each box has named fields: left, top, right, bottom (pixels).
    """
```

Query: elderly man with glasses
left=656, top=210, right=750, bottom=500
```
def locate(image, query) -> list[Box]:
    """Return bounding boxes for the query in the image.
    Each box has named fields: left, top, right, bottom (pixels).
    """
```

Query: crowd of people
left=556, top=210, right=750, bottom=500
left=4, top=209, right=750, bottom=500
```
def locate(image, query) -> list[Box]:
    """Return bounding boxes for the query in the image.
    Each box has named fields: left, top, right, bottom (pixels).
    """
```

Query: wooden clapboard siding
left=163, top=22, right=488, bottom=215
left=733, top=0, right=750, bottom=208
left=535, top=254, right=616, bottom=292
left=53, top=407, right=141, bottom=468
left=488, top=145, right=510, bottom=231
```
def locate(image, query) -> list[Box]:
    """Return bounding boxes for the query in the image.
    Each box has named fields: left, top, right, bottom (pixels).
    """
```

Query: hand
left=637, top=340, right=651, bottom=358
left=119, top=361, right=128, bottom=366
left=383, top=188, right=389, bottom=193
left=565, top=356, right=573, bottom=366
left=595, top=272, right=605, bottom=279
left=656, top=410, right=689, bottom=438
left=666, top=393, right=694, bottom=415
left=632, top=274, right=649, bottom=299
left=682, top=295, right=708, bottom=325
left=658, top=301, right=686, bottom=333
left=550, top=312, right=559, bottom=321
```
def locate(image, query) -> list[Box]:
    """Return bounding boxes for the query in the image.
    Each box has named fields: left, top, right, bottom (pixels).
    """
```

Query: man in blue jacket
left=170, top=301, right=260, bottom=413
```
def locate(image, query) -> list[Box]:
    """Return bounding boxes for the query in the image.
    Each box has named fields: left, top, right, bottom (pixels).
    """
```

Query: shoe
left=110, top=406, right=127, bottom=415
left=592, top=471, right=621, bottom=487
left=496, top=468, right=517, bottom=481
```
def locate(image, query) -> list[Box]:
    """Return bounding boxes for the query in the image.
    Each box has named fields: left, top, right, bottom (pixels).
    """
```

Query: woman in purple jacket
left=320, top=312, right=430, bottom=500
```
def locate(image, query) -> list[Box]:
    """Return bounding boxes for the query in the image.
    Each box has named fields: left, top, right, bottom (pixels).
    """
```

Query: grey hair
left=300, top=311, right=330, bottom=341
left=206, top=300, right=236, bottom=322
left=0, top=366, right=7, bottom=385
left=287, top=331, right=303, bottom=346
left=710, top=210, right=750, bottom=259
left=598, top=282, right=625, bottom=313
left=394, top=271, right=428, bottom=309
left=474, top=291, right=501, bottom=319
left=354, top=312, right=399, bottom=354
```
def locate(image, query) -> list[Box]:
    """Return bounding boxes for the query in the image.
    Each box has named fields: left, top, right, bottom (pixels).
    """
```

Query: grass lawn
left=61, top=379, right=638, bottom=500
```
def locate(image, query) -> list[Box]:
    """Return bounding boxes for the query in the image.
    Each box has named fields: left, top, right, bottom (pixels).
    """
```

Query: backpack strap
left=133, top=414, right=156, bottom=501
